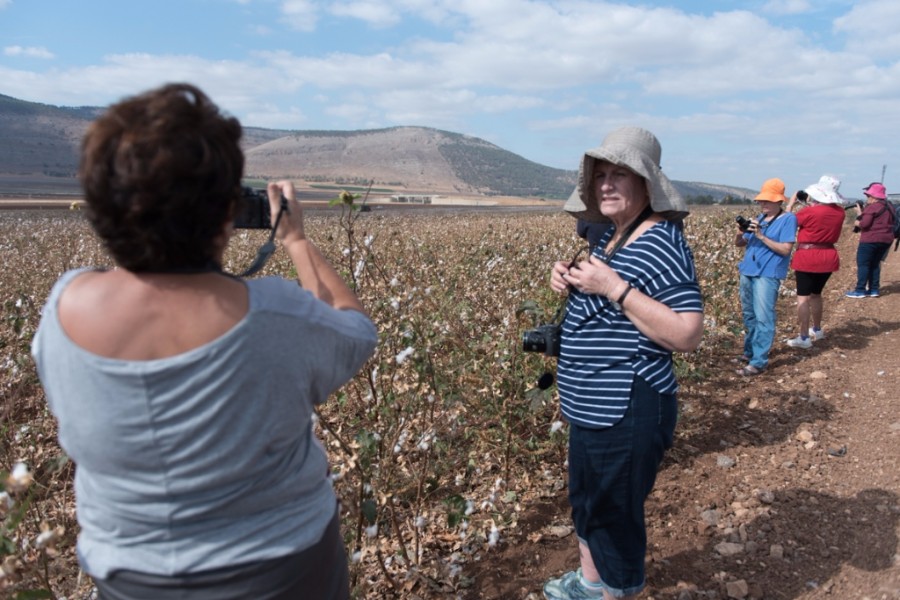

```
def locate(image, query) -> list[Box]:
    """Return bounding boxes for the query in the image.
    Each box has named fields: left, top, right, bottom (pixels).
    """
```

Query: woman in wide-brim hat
left=783, top=175, right=846, bottom=348
left=544, top=126, right=703, bottom=600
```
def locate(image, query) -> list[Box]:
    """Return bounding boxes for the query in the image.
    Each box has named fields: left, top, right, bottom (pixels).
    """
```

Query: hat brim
left=563, top=148, right=689, bottom=223
left=754, top=192, right=786, bottom=202
left=805, top=183, right=844, bottom=205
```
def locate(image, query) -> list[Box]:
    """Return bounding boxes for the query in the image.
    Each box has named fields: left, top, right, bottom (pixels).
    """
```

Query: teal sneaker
left=543, top=569, right=605, bottom=600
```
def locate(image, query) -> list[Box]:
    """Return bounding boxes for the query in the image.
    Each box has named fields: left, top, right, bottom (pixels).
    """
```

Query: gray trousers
left=94, top=509, right=349, bottom=600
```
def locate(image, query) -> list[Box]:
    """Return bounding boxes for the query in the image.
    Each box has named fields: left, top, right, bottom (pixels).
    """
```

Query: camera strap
left=599, top=205, right=654, bottom=264
left=238, top=195, right=290, bottom=277
left=131, top=196, right=290, bottom=278
left=553, top=205, right=654, bottom=322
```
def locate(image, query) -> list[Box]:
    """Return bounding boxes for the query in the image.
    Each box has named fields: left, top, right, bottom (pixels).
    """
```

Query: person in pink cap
left=846, top=182, right=895, bottom=298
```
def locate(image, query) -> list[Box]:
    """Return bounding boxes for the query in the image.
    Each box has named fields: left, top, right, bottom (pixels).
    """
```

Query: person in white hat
left=544, top=126, right=703, bottom=600
left=783, top=175, right=846, bottom=348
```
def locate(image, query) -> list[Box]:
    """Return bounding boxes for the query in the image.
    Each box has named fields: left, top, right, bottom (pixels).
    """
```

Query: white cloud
left=280, top=0, right=318, bottom=32
left=762, top=0, right=812, bottom=15
left=244, top=105, right=307, bottom=129
left=329, top=1, right=401, bottom=27
left=834, top=0, right=900, bottom=60
left=0, top=53, right=283, bottom=112
left=0, top=0, right=11, bottom=9
left=322, top=88, right=542, bottom=129
left=324, top=98, right=380, bottom=122
left=257, top=50, right=442, bottom=89
left=374, top=88, right=478, bottom=128
left=4, top=45, right=55, bottom=59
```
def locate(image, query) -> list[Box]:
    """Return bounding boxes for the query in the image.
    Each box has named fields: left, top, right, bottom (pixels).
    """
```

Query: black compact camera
left=735, top=215, right=753, bottom=232
left=522, top=323, right=561, bottom=357
left=234, top=187, right=272, bottom=229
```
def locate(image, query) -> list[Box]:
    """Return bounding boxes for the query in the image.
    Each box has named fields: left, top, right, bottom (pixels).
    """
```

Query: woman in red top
left=784, top=175, right=847, bottom=348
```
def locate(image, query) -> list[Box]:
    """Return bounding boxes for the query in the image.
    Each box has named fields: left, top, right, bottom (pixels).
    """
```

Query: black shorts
left=794, top=271, right=832, bottom=296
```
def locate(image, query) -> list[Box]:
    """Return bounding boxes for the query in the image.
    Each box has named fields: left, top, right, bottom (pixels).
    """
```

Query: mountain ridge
left=0, top=93, right=755, bottom=201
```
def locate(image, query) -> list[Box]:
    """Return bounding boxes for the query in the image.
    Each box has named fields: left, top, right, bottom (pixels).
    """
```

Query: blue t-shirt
left=32, top=269, right=378, bottom=578
left=557, top=221, right=703, bottom=429
left=737, top=211, right=797, bottom=279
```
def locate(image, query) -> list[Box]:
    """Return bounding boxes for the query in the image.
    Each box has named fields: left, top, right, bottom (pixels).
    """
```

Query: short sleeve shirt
left=791, top=203, right=844, bottom=273
left=737, top=211, right=797, bottom=279
left=32, top=270, right=378, bottom=578
left=557, top=221, right=703, bottom=429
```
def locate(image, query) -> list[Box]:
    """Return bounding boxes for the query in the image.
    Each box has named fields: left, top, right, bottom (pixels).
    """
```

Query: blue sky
left=1, top=0, right=898, bottom=197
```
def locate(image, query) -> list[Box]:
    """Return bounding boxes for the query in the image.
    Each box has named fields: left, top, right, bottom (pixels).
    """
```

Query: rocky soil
left=467, top=234, right=900, bottom=600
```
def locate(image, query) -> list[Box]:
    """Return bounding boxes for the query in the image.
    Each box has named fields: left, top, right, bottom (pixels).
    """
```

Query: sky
left=1, top=0, right=899, bottom=198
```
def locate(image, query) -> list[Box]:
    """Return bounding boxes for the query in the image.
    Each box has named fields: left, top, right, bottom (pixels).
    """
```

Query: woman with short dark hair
left=32, top=83, right=377, bottom=600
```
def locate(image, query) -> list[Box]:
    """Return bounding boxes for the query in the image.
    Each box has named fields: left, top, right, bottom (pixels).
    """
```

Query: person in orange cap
left=734, top=178, right=797, bottom=376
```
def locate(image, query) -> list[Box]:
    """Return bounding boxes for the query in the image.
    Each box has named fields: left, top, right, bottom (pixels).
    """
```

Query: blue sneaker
left=543, top=569, right=605, bottom=599
left=845, top=291, right=867, bottom=299
left=867, top=290, right=880, bottom=298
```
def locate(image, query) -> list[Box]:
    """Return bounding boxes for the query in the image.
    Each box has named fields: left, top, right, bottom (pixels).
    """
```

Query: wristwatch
left=611, top=284, right=633, bottom=311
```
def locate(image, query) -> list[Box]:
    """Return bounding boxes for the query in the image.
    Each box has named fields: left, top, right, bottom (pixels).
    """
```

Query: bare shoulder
left=57, top=269, right=118, bottom=315
left=58, top=270, right=249, bottom=360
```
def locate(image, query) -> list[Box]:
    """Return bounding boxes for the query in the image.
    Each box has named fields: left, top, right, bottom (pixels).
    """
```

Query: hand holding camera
left=550, top=260, right=572, bottom=294
left=564, top=254, right=625, bottom=298
left=266, top=181, right=307, bottom=247
left=735, top=215, right=760, bottom=233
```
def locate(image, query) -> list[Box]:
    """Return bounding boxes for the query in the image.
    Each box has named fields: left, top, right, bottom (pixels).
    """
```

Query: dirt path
left=468, top=232, right=900, bottom=599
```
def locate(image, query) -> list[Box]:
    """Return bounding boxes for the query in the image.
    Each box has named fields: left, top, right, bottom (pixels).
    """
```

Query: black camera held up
left=234, top=187, right=272, bottom=229
left=735, top=215, right=754, bottom=232
left=522, top=322, right=562, bottom=357
left=228, top=186, right=292, bottom=276
left=845, top=200, right=866, bottom=233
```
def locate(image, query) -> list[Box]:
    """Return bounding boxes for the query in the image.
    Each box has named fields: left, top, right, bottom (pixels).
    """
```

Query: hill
left=241, top=126, right=577, bottom=197
left=0, top=95, right=102, bottom=180
left=0, top=93, right=753, bottom=201
left=675, top=180, right=759, bottom=203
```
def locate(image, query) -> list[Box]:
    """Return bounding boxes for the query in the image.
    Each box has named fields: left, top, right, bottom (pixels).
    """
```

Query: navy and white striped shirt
left=557, top=220, right=703, bottom=429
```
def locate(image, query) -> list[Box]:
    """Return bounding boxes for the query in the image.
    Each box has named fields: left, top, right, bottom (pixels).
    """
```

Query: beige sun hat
left=563, top=126, right=688, bottom=223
